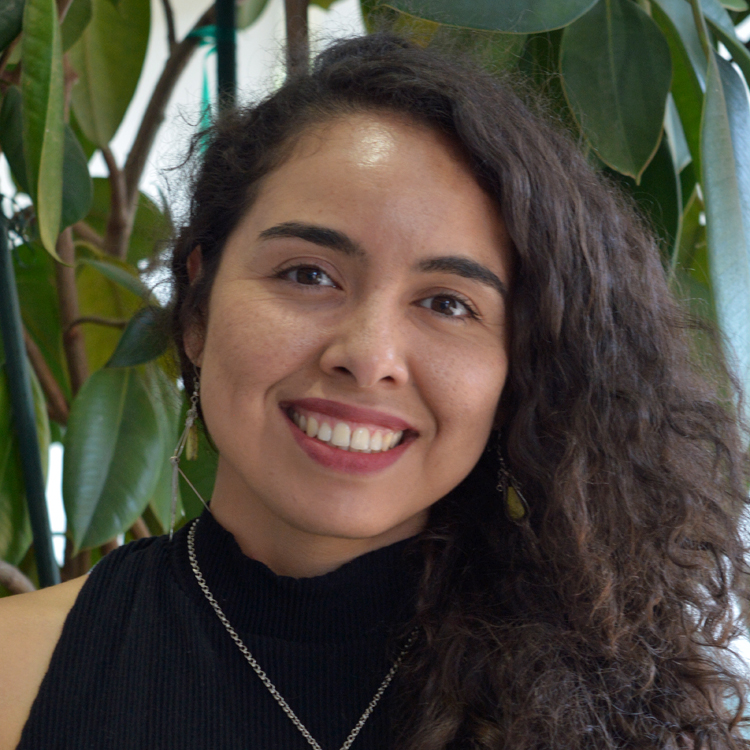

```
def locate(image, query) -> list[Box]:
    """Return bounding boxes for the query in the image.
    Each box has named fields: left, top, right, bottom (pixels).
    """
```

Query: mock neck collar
left=174, top=509, right=421, bottom=644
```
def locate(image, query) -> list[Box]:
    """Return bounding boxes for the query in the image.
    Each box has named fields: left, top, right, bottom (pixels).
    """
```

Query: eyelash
left=274, top=263, right=480, bottom=320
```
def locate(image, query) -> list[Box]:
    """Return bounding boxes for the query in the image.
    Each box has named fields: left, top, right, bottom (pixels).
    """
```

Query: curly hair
left=169, top=33, right=750, bottom=749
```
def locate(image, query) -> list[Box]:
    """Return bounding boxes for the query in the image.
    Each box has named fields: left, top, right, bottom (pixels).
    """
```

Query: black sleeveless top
left=18, top=511, right=420, bottom=749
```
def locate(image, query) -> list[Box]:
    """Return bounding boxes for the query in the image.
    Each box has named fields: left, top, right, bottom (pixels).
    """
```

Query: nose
left=318, top=298, right=410, bottom=388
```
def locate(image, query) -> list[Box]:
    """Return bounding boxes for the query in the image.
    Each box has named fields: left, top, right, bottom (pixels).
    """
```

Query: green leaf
left=0, top=86, right=30, bottom=193
left=664, top=93, right=691, bottom=172
left=21, top=0, right=65, bottom=261
left=63, top=366, right=162, bottom=551
left=311, top=0, right=337, bottom=7
left=721, top=0, right=748, bottom=8
left=606, top=133, right=682, bottom=265
left=61, top=0, right=92, bottom=51
left=650, top=0, right=706, bottom=175
left=0, top=0, right=24, bottom=53
left=78, top=256, right=151, bottom=300
left=13, top=243, right=70, bottom=401
left=68, top=0, right=150, bottom=147
left=383, top=0, right=598, bottom=33
left=0, top=363, right=50, bottom=565
left=0, top=87, right=94, bottom=229
left=75, top=258, right=143, bottom=370
left=700, top=0, right=750, bottom=85
left=107, top=306, right=170, bottom=368
left=702, top=51, right=750, bottom=413
left=236, top=0, right=270, bottom=28
left=560, top=0, right=672, bottom=181
left=61, top=125, right=94, bottom=230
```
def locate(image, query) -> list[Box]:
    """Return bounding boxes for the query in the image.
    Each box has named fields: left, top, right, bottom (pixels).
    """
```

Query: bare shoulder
left=0, top=576, right=88, bottom=750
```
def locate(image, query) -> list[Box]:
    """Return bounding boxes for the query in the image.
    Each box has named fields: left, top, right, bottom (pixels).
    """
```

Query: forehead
left=224, top=111, right=511, bottom=278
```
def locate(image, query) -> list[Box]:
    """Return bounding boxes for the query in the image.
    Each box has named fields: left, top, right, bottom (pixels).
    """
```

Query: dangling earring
left=169, top=376, right=206, bottom=539
left=497, top=443, right=529, bottom=523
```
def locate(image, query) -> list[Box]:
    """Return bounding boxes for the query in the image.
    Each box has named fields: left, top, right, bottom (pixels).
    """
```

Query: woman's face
left=189, top=112, right=512, bottom=559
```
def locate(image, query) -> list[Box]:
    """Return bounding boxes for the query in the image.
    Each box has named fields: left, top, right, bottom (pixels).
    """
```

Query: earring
left=497, top=444, right=529, bottom=523
left=169, top=376, right=201, bottom=539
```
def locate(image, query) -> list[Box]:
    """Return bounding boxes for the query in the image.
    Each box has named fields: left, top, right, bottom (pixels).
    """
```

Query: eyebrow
left=259, top=221, right=507, bottom=298
left=418, top=257, right=508, bottom=299
left=258, top=222, right=364, bottom=257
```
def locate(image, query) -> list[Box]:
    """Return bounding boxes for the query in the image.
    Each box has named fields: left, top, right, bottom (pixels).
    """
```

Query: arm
left=0, top=577, right=87, bottom=750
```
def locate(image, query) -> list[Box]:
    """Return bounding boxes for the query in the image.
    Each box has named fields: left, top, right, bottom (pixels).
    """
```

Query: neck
left=208, top=464, right=426, bottom=578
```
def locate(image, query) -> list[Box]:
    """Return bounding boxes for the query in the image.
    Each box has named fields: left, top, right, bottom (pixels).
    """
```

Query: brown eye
left=419, top=294, right=475, bottom=318
left=284, top=266, right=336, bottom=287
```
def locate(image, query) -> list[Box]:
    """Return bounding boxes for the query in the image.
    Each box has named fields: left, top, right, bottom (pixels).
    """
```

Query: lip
left=281, top=397, right=417, bottom=433
left=280, top=400, right=416, bottom=475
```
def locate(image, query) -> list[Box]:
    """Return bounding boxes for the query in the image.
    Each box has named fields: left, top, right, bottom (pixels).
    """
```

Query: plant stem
left=23, top=328, right=70, bottom=425
left=55, top=229, right=89, bottom=395
left=130, top=516, right=152, bottom=539
left=122, top=7, right=216, bottom=230
left=102, top=146, right=130, bottom=260
left=285, top=0, right=310, bottom=78
left=66, top=315, right=128, bottom=331
left=72, top=221, right=104, bottom=249
left=161, top=0, right=177, bottom=51
left=0, top=560, right=36, bottom=594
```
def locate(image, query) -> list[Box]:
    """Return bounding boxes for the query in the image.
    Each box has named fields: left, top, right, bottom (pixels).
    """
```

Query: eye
left=418, top=294, right=478, bottom=319
left=279, top=264, right=337, bottom=287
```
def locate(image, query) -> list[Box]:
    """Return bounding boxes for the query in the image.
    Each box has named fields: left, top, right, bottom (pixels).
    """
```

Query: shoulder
left=0, top=576, right=87, bottom=750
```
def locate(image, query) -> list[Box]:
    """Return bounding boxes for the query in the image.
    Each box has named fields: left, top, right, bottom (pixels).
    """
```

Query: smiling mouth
left=286, top=406, right=407, bottom=453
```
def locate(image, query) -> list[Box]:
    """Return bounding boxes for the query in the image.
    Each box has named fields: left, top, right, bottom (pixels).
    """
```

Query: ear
left=183, top=246, right=205, bottom=367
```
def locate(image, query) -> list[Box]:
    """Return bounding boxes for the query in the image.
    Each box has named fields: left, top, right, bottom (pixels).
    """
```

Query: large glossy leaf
left=83, top=178, right=171, bottom=266
left=61, top=125, right=93, bottom=230
left=61, top=0, right=92, bottom=51
left=13, top=243, right=70, bottom=401
left=650, top=0, right=706, bottom=175
left=0, top=86, right=95, bottom=229
left=0, top=86, right=30, bottom=193
left=0, top=363, right=50, bottom=565
left=75, top=259, right=143, bottom=371
left=606, top=134, right=682, bottom=265
left=0, top=0, right=24, bottom=52
left=664, top=94, right=691, bottom=172
left=78, top=256, right=151, bottom=300
left=63, top=366, right=162, bottom=551
left=561, top=0, right=672, bottom=181
left=107, top=306, right=170, bottom=368
left=21, top=0, right=65, bottom=261
left=68, top=0, right=149, bottom=147
left=702, top=52, right=750, bottom=410
left=383, top=0, right=598, bottom=33
left=237, top=0, right=270, bottom=29
left=699, top=0, right=750, bottom=85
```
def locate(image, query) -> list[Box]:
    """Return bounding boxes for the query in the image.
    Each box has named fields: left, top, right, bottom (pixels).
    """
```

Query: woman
left=1, top=33, right=748, bottom=749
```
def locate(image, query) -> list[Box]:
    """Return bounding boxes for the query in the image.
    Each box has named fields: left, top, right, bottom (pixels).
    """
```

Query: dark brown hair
left=170, top=33, right=750, bottom=749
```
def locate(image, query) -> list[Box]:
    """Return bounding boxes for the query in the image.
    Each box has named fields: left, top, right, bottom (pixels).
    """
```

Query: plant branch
left=0, top=560, right=36, bottom=594
left=100, top=539, right=120, bottom=555
left=161, top=0, right=177, bottom=51
left=123, top=6, right=215, bottom=214
left=66, top=315, right=128, bottom=331
left=130, top=517, right=152, bottom=539
left=23, top=328, right=70, bottom=425
left=102, top=146, right=130, bottom=260
left=72, top=221, right=104, bottom=249
left=55, top=229, right=89, bottom=394
left=285, top=0, right=310, bottom=78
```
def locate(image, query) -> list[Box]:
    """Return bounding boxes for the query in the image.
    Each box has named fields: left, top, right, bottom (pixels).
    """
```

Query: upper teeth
left=291, top=410, right=403, bottom=452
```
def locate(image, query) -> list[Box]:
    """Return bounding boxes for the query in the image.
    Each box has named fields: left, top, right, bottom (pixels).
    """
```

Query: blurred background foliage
left=0, top=0, right=749, bottom=591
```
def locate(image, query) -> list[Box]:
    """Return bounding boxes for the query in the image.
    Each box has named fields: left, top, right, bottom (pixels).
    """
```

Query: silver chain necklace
left=187, top=518, right=418, bottom=750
